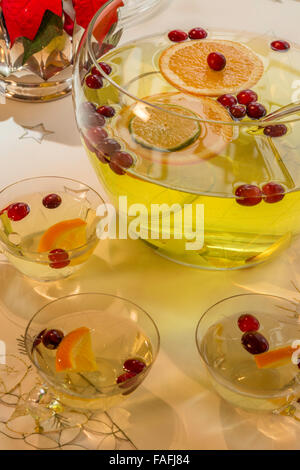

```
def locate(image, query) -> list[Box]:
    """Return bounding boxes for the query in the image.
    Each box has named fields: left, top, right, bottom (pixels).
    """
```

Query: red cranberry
left=241, top=331, right=269, bottom=355
left=98, top=62, right=112, bottom=75
left=42, top=194, right=62, bottom=209
left=83, top=134, right=96, bottom=152
left=42, top=329, right=64, bottom=350
left=247, top=102, right=266, bottom=119
left=96, top=106, right=115, bottom=118
left=91, top=62, right=112, bottom=76
left=97, top=138, right=121, bottom=156
left=188, top=27, right=207, bottom=40
left=91, top=66, right=102, bottom=77
left=237, top=89, right=258, bottom=105
left=80, top=101, right=97, bottom=114
left=80, top=106, right=105, bottom=128
left=123, top=358, right=146, bottom=374
left=235, top=184, right=263, bottom=206
left=96, top=150, right=109, bottom=164
left=86, top=74, right=103, bottom=89
left=48, top=248, right=70, bottom=269
left=85, top=127, right=108, bottom=146
left=230, top=104, right=246, bottom=120
left=217, top=94, right=237, bottom=108
left=85, top=113, right=105, bottom=128
left=271, top=40, right=290, bottom=51
left=33, top=329, right=47, bottom=349
left=168, top=30, right=188, bottom=42
left=6, top=203, right=30, bottom=221
left=263, top=124, right=287, bottom=138
left=116, top=371, right=137, bottom=388
left=262, top=182, right=285, bottom=203
left=100, top=43, right=114, bottom=55
left=238, top=314, right=260, bottom=332
left=207, top=52, right=226, bottom=71
left=109, top=161, right=126, bottom=175
left=110, top=151, right=134, bottom=169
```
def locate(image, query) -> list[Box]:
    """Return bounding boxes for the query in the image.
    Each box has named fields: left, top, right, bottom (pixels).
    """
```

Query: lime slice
left=129, top=104, right=201, bottom=152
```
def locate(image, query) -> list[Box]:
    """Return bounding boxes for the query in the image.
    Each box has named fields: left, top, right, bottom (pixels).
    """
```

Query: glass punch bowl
left=73, top=0, right=300, bottom=270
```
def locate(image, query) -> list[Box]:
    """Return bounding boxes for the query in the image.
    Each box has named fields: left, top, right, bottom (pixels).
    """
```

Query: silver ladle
left=258, top=100, right=300, bottom=189
left=261, top=99, right=300, bottom=123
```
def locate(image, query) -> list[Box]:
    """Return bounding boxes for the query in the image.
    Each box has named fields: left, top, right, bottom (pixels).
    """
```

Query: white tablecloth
left=1, top=0, right=300, bottom=450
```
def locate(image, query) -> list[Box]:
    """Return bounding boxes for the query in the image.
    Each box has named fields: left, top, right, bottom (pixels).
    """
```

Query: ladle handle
left=262, top=100, right=300, bottom=122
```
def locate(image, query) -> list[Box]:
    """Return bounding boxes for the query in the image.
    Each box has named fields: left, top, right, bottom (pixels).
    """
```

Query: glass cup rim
left=195, top=292, right=298, bottom=367
left=86, top=0, right=300, bottom=128
left=24, top=291, right=160, bottom=394
left=0, top=175, right=104, bottom=258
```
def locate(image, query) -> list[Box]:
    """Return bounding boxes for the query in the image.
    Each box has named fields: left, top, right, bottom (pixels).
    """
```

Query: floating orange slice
left=254, top=345, right=295, bottom=369
left=159, top=39, right=264, bottom=96
left=55, top=327, right=98, bottom=373
left=38, top=218, right=87, bottom=253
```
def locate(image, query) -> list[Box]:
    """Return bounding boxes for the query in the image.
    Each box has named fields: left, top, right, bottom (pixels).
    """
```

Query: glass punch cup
left=0, top=177, right=103, bottom=281
left=196, top=294, right=300, bottom=413
left=25, top=293, right=160, bottom=411
left=73, top=0, right=300, bottom=270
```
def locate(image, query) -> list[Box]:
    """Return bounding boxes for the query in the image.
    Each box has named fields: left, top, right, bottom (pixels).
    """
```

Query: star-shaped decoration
left=19, top=123, right=54, bottom=144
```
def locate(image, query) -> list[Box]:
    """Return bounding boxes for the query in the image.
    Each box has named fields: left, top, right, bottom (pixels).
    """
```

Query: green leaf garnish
left=22, top=11, right=63, bottom=65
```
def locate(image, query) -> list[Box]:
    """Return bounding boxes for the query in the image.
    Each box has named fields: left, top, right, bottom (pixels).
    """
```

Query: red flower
left=73, top=0, right=108, bottom=30
left=2, top=0, right=62, bottom=45
left=73, top=0, right=124, bottom=39
left=2, top=0, right=124, bottom=49
left=92, top=0, right=124, bottom=43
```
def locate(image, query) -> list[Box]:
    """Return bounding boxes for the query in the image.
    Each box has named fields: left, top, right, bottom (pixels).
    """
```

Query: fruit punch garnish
left=55, top=326, right=98, bottom=372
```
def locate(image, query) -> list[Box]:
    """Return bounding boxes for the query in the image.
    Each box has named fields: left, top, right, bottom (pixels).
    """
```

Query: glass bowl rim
left=86, top=0, right=300, bottom=127
left=24, top=291, right=160, bottom=395
left=118, top=0, right=163, bottom=26
left=195, top=292, right=299, bottom=367
left=0, top=175, right=104, bottom=258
